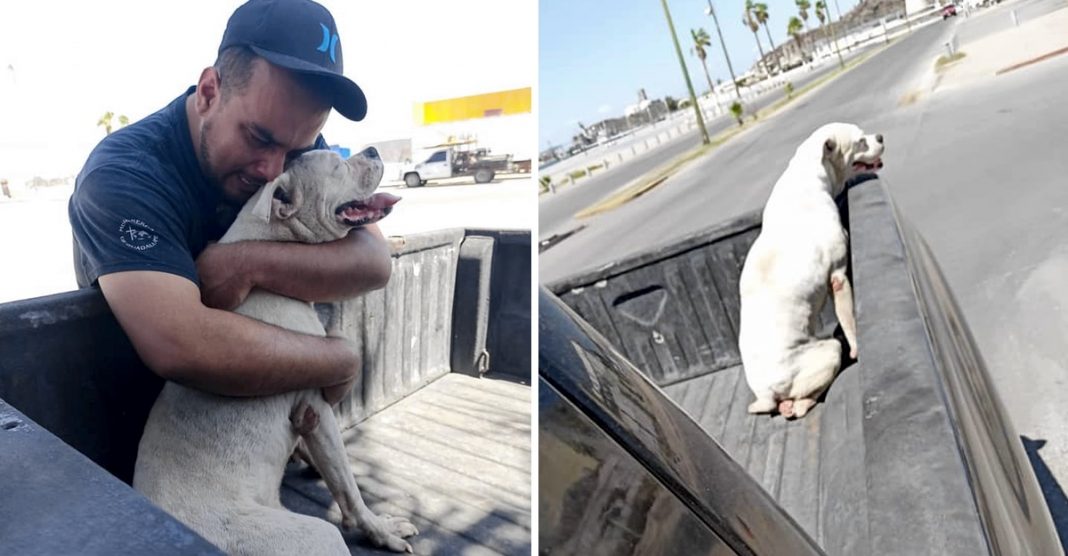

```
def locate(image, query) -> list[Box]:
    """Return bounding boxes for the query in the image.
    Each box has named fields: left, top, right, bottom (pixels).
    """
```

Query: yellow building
left=411, top=88, right=533, bottom=163
left=413, top=88, right=531, bottom=125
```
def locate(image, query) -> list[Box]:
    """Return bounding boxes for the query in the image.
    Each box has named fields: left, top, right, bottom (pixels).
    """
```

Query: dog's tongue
left=366, top=192, right=401, bottom=210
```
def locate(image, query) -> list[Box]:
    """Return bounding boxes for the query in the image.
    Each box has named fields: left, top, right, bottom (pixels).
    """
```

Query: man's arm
left=99, top=270, right=358, bottom=397
left=197, top=224, right=391, bottom=310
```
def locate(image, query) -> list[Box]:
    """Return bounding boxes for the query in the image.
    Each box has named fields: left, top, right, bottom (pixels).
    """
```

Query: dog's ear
left=347, top=147, right=385, bottom=194
left=271, top=175, right=301, bottom=220
left=250, top=173, right=298, bottom=222
left=824, top=137, right=837, bottom=155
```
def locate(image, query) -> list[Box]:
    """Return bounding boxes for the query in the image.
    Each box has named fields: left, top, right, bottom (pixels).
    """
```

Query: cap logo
left=317, top=23, right=339, bottom=64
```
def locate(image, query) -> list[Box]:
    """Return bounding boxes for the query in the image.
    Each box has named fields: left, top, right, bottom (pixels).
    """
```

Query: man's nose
left=254, top=151, right=286, bottom=182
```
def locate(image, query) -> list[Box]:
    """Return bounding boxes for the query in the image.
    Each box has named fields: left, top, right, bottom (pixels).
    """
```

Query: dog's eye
left=273, top=188, right=291, bottom=204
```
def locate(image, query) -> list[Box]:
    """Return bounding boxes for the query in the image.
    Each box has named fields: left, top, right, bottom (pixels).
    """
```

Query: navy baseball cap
left=219, top=0, right=367, bottom=121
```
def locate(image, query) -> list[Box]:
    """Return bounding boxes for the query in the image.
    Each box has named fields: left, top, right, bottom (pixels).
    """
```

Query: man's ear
left=195, top=67, right=222, bottom=115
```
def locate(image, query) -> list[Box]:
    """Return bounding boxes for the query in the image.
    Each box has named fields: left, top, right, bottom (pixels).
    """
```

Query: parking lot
left=0, top=176, right=532, bottom=304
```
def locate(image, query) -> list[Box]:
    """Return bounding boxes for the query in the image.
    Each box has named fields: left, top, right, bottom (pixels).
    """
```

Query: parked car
left=943, top=3, right=958, bottom=18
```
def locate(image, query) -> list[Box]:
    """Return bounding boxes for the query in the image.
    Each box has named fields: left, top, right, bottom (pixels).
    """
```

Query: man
left=68, top=0, right=387, bottom=403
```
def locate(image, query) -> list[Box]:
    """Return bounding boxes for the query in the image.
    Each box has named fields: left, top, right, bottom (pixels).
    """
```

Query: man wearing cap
left=69, top=0, right=379, bottom=404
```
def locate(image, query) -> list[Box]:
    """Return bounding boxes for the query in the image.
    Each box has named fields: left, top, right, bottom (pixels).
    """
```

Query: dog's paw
left=793, top=398, right=817, bottom=418
left=748, top=398, right=777, bottom=414
left=778, top=399, right=796, bottom=418
left=364, top=513, right=419, bottom=553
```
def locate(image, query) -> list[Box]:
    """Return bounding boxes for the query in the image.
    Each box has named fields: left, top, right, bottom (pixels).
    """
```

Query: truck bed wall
left=547, top=211, right=839, bottom=387
left=0, top=228, right=530, bottom=483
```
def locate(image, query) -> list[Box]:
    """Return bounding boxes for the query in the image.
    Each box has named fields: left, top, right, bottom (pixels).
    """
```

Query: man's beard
left=198, top=120, right=219, bottom=188
left=198, top=120, right=241, bottom=205
left=200, top=117, right=233, bottom=195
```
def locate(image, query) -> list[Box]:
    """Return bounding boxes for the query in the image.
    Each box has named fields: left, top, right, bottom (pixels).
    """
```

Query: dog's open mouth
left=335, top=192, right=401, bottom=227
left=853, top=157, right=884, bottom=172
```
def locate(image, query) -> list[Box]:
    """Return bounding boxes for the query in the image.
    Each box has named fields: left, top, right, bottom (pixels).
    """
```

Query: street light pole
left=704, top=0, right=744, bottom=103
left=660, top=0, right=710, bottom=145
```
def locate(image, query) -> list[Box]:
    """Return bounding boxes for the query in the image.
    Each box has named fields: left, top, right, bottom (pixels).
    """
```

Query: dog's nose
left=875, top=134, right=884, bottom=144
left=358, top=146, right=380, bottom=160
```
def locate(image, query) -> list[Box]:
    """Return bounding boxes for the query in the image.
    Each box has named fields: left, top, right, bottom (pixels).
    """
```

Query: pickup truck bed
left=546, top=177, right=1059, bottom=554
left=281, top=373, right=530, bottom=555
left=0, top=228, right=531, bottom=555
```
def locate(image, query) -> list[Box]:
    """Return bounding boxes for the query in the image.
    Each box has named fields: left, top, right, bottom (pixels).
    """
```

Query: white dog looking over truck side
left=738, top=123, right=885, bottom=419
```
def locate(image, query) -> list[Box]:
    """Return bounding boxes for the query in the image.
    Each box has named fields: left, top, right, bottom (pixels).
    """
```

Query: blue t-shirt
left=69, top=86, right=325, bottom=288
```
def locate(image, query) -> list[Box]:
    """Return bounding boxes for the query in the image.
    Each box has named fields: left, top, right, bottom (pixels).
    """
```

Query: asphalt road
left=539, top=42, right=881, bottom=239
left=540, top=19, right=953, bottom=282
left=541, top=0, right=1068, bottom=540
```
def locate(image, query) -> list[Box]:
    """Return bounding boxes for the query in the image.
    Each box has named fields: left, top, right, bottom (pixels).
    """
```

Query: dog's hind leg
left=788, top=339, right=842, bottom=418
left=830, top=269, right=858, bottom=359
left=294, top=398, right=419, bottom=553
left=223, top=506, right=349, bottom=556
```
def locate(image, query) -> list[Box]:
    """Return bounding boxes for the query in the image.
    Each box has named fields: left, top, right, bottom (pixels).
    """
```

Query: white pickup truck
left=402, top=144, right=513, bottom=187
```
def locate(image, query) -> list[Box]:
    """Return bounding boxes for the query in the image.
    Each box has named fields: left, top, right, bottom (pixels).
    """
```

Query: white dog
left=133, top=148, right=417, bottom=554
left=738, top=123, right=884, bottom=419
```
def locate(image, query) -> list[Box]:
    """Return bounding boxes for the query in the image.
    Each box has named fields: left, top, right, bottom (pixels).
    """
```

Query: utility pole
left=705, top=0, right=744, bottom=102
left=661, top=0, right=710, bottom=145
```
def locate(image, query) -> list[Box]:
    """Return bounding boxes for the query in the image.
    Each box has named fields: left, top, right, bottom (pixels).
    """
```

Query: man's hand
left=196, top=242, right=254, bottom=310
left=322, top=375, right=357, bottom=405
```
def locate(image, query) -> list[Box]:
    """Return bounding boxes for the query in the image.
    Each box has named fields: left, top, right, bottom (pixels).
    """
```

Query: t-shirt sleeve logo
left=119, top=218, right=160, bottom=251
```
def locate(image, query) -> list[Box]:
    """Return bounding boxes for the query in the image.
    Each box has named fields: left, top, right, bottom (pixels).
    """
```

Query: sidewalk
left=937, top=2, right=1068, bottom=91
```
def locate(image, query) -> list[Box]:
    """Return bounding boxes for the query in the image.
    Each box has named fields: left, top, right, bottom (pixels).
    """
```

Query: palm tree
left=796, top=0, right=812, bottom=53
left=743, top=0, right=770, bottom=77
left=787, top=16, right=806, bottom=63
left=753, top=2, right=781, bottom=73
left=704, top=0, right=744, bottom=102
left=796, top=0, right=812, bottom=30
left=815, top=0, right=844, bottom=68
left=97, top=111, right=114, bottom=135
left=690, top=28, right=723, bottom=114
left=96, top=112, right=131, bottom=136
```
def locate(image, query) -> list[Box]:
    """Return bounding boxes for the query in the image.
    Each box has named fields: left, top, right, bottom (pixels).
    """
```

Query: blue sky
left=539, top=0, right=859, bottom=148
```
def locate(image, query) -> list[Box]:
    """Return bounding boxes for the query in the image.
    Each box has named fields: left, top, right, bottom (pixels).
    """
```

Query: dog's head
left=813, top=123, right=885, bottom=193
left=248, top=147, right=399, bottom=242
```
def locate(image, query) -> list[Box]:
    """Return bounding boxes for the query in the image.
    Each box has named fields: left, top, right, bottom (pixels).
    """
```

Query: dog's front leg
left=830, top=269, right=858, bottom=358
left=292, top=398, right=418, bottom=553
